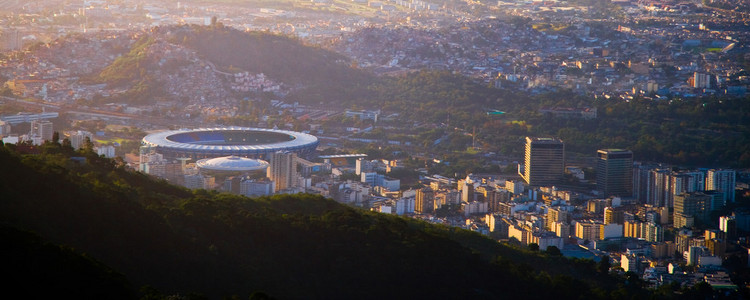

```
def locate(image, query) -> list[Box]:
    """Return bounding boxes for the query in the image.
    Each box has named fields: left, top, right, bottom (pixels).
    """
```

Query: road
left=1, top=96, right=193, bottom=128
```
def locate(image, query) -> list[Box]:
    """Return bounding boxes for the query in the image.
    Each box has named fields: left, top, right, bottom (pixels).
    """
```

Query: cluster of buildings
left=231, top=72, right=281, bottom=93
left=140, top=149, right=327, bottom=197
left=138, top=130, right=744, bottom=291
left=2, top=0, right=749, bottom=102
left=471, top=137, right=743, bottom=290
left=0, top=111, right=116, bottom=157
left=334, top=1, right=750, bottom=99
left=1, top=1, right=748, bottom=292
left=220, top=133, right=743, bottom=291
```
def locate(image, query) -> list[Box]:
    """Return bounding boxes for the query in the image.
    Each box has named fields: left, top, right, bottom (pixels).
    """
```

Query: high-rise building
left=240, top=179, right=274, bottom=197
left=184, top=173, right=215, bottom=190
left=462, top=180, right=475, bottom=203
left=268, top=151, right=297, bottom=192
left=415, top=187, right=434, bottom=214
left=520, top=137, right=564, bottom=186
left=674, top=192, right=710, bottom=228
left=31, top=120, right=53, bottom=141
left=482, top=188, right=508, bottom=213
left=647, top=168, right=671, bottom=207
left=668, top=171, right=705, bottom=206
left=68, top=131, right=94, bottom=149
left=645, top=223, right=665, bottom=243
left=632, top=162, right=658, bottom=203
left=505, top=180, right=525, bottom=195
left=707, top=169, right=736, bottom=204
left=604, top=206, right=625, bottom=225
left=702, top=190, right=724, bottom=211
left=719, top=216, right=737, bottom=240
left=596, top=149, right=633, bottom=197
left=546, top=206, right=569, bottom=230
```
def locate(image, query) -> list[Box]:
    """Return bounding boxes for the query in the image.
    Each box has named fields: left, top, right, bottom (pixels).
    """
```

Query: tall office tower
left=415, top=187, right=435, bottom=214
left=632, top=162, right=655, bottom=203
left=596, top=149, right=633, bottom=197
left=520, top=137, right=564, bottom=186
left=268, top=151, right=297, bottom=192
left=646, top=168, right=670, bottom=207
left=462, top=176, right=476, bottom=202
left=707, top=169, right=736, bottom=204
left=31, top=120, right=53, bottom=141
left=673, top=192, right=710, bottom=228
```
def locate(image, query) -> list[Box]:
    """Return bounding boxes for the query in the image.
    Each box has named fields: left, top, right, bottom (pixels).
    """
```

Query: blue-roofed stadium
left=141, top=127, right=318, bottom=160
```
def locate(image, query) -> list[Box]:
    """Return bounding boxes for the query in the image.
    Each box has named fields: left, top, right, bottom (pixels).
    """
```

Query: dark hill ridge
left=0, top=143, right=645, bottom=299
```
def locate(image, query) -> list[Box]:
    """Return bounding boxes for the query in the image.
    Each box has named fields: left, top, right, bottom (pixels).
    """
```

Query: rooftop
left=196, top=155, right=269, bottom=172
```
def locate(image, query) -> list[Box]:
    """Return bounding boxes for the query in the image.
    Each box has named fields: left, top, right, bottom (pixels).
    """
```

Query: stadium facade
left=141, top=127, right=319, bottom=160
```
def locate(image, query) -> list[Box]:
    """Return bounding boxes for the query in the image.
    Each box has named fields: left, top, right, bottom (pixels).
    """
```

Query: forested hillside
left=0, top=141, right=660, bottom=299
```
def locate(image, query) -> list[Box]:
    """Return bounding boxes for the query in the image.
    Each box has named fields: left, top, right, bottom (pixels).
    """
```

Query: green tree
left=545, top=245, right=562, bottom=256
left=597, top=256, right=611, bottom=274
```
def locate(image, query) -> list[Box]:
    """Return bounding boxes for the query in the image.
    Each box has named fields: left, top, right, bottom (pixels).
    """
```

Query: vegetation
left=98, top=36, right=155, bottom=87
left=94, top=35, right=164, bottom=104
left=3, top=225, right=134, bottom=299
left=0, top=141, right=656, bottom=299
left=166, top=24, right=374, bottom=89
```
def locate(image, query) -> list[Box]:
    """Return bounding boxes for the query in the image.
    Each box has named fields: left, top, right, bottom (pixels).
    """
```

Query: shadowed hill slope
left=0, top=142, right=647, bottom=299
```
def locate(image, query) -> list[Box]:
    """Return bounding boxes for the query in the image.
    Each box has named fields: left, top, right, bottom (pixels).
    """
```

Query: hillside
left=164, top=24, right=370, bottom=86
left=3, top=225, right=134, bottom=299
left=163, top=24, right=377, bottom=106
left=0, top=141, right=650, bottom=299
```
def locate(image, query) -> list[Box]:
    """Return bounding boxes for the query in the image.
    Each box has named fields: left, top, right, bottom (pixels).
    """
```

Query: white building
left=395, top=197, right=415, bottom=215
left=96, top=145, right=116, bottom=158
left=505, top=179, right=525, bottom=195
left=240, top=179, right=274, bottom=197
left=463, top=201, right=488, bottom=216
left=184, top=173, right=215, bottom=190
left=361, top=171, right=400, bottom=191
left=268, top=151, right=297, bottom=192
left=621, top=254, right=639, bottom=273
left=68, top=131, right=94, bottom=149
left=707, top=169, right=736, bottom=204
left=601, top=223, right=623, bottom=239
left=31, top=119, right=53, bottom=141
left=0, top=120, right=10, bottom=137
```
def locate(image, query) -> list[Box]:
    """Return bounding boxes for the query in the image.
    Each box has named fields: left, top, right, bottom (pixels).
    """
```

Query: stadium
left=141, top=127, right=319, bottom=160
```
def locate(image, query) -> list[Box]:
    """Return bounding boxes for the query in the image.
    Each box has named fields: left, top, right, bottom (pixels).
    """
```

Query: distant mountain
left=0, top=142, right=647, bottom=299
